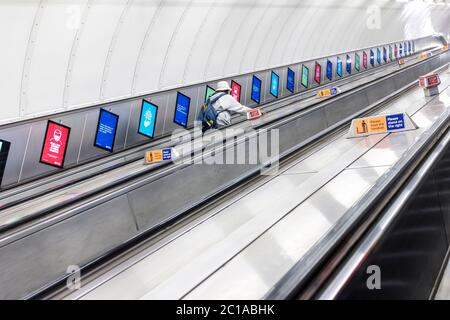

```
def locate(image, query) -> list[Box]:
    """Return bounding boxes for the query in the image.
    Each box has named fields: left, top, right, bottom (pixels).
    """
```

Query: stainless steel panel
left=0, top=194, right=137, bottom=299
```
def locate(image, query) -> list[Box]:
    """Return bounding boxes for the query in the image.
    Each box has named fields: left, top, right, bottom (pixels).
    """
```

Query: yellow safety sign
left=354, top=116, right=387, bottom=135
left=145, top=150, right=163, bottom=164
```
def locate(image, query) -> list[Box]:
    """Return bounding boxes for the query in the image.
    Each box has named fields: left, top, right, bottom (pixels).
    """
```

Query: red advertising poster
left=363, top=51, right=368, bottom=69
left=40, top=121, right=71, bottom=168
left=314, top=62, right=321, bottom=84
left=231, top=80, right=241, bottom=102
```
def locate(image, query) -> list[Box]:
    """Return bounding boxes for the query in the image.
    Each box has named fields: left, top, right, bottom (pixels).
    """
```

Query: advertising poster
left=205, top=85, right=216, bottom=103
left=40, top=121, right=71, bottom=168
left=363, top=51, right=367, bottom=69
left=377, top=48, right=381, bottom=64
left=383, top=47, right=387, bottom=62
left=355, top=53, right=360, bottom=72
left=336, top=57, right=342, bottom=77
left=270, top=72, right=279, bottom=97
left=287, top=68, right=295, bottom=93
left=346, top=55, right=351, bottom=74
left=314, top=62, right=321, bottom=84
left=94, top=109, right=119, bottom=152
left=301, top=65, right=310, bottom=88
left=394, top=45, right=398, bottom=59
left=138, top=100, right=158, bottom=138
left=326, top=60, right=333, bottom=81
left=231, top=80, right=241, bottom=102
left=174, top=92, right=191, bottom=128
left=370, top=49, right=375, bottom=66
left=251, top=75, right=262, bottom=104
left=0, top=139, right=11, bottom=186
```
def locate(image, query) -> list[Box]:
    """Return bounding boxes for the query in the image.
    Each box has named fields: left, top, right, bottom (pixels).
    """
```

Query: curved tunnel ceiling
left=0, top=0, right=449, bottom=124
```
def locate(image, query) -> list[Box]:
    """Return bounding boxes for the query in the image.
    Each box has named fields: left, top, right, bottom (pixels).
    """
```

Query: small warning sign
left=145, top=148, right=173, bottom=164
left=348, top=112, right=416, bottom=138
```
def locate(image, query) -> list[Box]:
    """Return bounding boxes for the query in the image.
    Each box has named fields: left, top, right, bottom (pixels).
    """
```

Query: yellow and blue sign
left=317, top=87, right=339, bottom=98
left=350, top=113, right=413, bottom=138
left=145, top=148, right=173, bottom=164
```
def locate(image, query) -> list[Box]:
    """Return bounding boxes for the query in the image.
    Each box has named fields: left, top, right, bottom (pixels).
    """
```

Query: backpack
left=196, top=92, right=226, bottom=133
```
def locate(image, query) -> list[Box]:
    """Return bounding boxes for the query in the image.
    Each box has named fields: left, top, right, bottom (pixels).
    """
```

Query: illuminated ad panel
left=173, top=92, right=191, bottom=128
left=301, top=65, right=309, bottom=88
left=336, top=57, right=342, bottom=78
left=383, top=47, right=387, bottom=62
left=326, top=60, right=333, bottom=81
left=394, top=45, right=398, bottom=59
left=355, top=53, right=360, bottom=72
left=389, top=45, right=393, bottom=61
left=287, top=68, right=295, bottom=93
left=94, top=109, right=119, bottom=152
left=363, top=51, right=368, bottom=69
left=138, top=100, right=158, bottom=138
left=40, top=121, right=71, bottom=168
left=314, top=62, right=322, bottom=84
left=205, top=85, right=216, bottom=103
left=346, top=55, right=351, bottom=74
left=405, top=42, right=409, bottom=55
left=399, top=43, right=403, bottom=57
left=231, top=80, right=241, bottom=102
left=251, top=75, right=262, bottom=104
left=0, top=139, right=11, bottom=186
left=370, top=49, right=375, bottom=66
left=270, top=71, right=280, bottom=97
left=412, top=41, right=415, bottom=53
left=377, top=48, right=381, bottom=64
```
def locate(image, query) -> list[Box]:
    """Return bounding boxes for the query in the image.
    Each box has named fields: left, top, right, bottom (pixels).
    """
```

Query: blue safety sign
left=386, top=113, right=405, bottom=131
left=162, top=148, right=172, bottom=161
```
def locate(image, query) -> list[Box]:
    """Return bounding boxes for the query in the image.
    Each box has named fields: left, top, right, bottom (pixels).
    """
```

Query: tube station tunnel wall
left=0, top=35, right=445, bottom=189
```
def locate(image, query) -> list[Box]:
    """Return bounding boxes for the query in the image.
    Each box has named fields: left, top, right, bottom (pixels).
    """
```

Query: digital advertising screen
left=394, top=45, right=398, bottom=59
left=314, top=62, right=321, bottom=84
left=326, top=60, right=333, bottom=81
left=370, top=49, right=375, bottom=66
left=251, top=75, right=262, bottom=104
left=412, top=41, right=415, bottom=53
left=287, top=68, right=295, bottom=93
left=377, top=48, right=381, bottom=64
left=173, top=92, right=191, bottom=128
left=40, top=121, right=71, bottom=168
left=346, top=55, right=352, bottom=74
left=270, top=71, right=280, bottom=97
left=405, top=42, right=409, bottom=55
left=336, top=57, right=342, bottom=78
left=0, top=139, right=11, bottom=186
left=301, top=65, right=310, bottom=88
left=389, top=46, right=393, bottom=61
left=138, top=100, right=158, bottom=138
left=355, top=53, right=360, bottom=72
left=205, top=85, right=216, bottom=103
left=94, top=109, right=119, bottom=152
left=363, top=51, right=368, bottom=69
left=231, top=80, right=241, bottom=102
left=399, top=43, right=403, bottom=57
left=383, top=47, right=387, bottom=62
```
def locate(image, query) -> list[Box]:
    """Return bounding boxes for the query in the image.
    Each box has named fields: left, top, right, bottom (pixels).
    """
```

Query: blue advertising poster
left=138, top=100, right=158, bottom=138
left=377, top=48, right=381, bottom=64
left=287, top=68, right=295, bottom=93
left=386, top=113, right=405, bottom=131
left=326, top=60, right=333, bottom=81
left=346, top=55, right=351, bottom=74
left=251, top=75, right=262, bottom=104
left=94, top=109, right=119, bottom=152
left=383, top=47, right=387, bottom=62
left=336, top=57, right=342, bottom=77
left=270, top=71, right=279, bottom=98
left=174, top=92, right=190, bottom=128
left=370, top=49, right=375, bottom=66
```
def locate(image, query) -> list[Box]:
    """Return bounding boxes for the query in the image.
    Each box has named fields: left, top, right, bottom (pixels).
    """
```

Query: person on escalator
left=197, top=81, right=262, bottom=133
